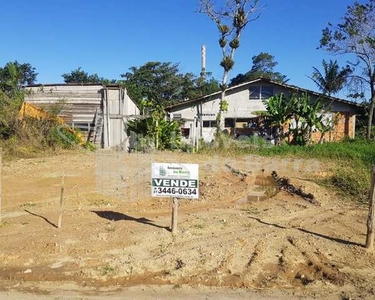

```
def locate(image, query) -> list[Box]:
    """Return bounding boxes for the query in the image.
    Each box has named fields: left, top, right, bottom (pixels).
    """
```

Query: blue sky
left=0, top=0, right=355, bottom=97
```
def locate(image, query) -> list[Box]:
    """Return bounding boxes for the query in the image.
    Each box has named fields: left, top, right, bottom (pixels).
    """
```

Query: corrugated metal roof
left=24, top=83, right=122, bottom=88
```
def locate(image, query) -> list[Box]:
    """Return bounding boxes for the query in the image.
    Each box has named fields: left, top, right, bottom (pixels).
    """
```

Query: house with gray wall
left=167, top=78, right=361, bottom=143
left=24, top=83, right=140, bottom=149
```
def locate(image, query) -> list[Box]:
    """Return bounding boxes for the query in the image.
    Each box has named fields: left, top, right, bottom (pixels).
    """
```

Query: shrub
left=328, top=165, right=370, bottom=202
left=127, top=117, right=181, bottom=151
left=199, top=137, right=375, bottom=203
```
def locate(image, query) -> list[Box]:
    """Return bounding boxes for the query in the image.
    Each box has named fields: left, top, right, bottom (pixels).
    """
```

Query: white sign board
left=151, top=163, right=199, bottom=199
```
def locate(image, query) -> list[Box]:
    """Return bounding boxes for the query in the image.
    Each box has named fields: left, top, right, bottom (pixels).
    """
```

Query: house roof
left=166, top=78, right=363, bottom=109
left=24, top=83, right=122, bottom=89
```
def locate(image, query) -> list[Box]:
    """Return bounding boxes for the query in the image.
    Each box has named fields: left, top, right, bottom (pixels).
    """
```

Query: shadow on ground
left=24, top=209, right=58, bottom=228
left=248, top=216, right=362, bottom=247
left=92, top=210, right=170, bottom=231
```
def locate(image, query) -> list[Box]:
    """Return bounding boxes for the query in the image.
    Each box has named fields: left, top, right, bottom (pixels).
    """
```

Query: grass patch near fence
left=261, top=139, right=374, bottom=203
left=199, top=137, right=375, bottom=203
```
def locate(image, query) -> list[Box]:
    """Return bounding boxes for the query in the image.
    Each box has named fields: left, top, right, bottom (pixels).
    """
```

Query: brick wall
left=311, top=112, right=355, bottom=143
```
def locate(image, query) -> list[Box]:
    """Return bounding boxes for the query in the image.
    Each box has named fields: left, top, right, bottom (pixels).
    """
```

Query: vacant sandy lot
left=0, top=150, right=374, bottom=299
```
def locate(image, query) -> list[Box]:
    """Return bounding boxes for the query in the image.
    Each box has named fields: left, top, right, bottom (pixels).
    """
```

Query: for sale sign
left=151, top=163, right=199, bottom=199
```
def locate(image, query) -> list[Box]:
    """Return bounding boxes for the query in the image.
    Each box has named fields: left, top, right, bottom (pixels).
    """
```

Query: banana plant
left=263, top=93, right=292, bottom=145
left=316, top=112, right=339, bottom=143
left=285, top=93, right=323, bottom=145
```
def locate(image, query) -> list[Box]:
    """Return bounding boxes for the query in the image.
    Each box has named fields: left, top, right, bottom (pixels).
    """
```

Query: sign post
left=58, top=172, right=65, bottom=229
left=171, top=197, right=178, bottom=235
left=151, top=163, right=199, bottom=235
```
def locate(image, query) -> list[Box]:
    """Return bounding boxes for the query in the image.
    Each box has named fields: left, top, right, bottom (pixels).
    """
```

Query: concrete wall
left=25, top=84, right=102, bottom=125
left=169, top=81, right=358, bottom=143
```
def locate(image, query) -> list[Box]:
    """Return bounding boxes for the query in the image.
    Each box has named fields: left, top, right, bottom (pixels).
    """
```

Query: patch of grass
left=199, top=134, right=271, bottom=156
left=324, top=164, right=370, bottom=203
left=0, top=221, right=10, bottom=228
left=241, top=207, right=260, bottom=215
left=90, top=199, right=114, bottom=207
left=193, top=223, right=205, bottom=230
left=243, top=222, right=252, bottom=228
left=101, top=265, right=117, bottom=277
left=20, top=202, right=37, bottom=208
left=201, top=138, right=375, bottom=203
left=260, top=139, right=375, bottom=203
left=260, top=138, right=375, bottom=167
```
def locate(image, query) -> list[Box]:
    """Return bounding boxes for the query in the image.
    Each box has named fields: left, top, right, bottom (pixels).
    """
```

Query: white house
left=166, top=78, right=361, bottom=143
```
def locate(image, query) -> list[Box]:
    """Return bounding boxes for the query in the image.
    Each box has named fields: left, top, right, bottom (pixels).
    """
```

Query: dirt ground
left=0, top=150, right=374, bottom=299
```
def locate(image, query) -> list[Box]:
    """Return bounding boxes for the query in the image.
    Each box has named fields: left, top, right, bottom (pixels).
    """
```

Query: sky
left=0, top=0, right=357, bottom=98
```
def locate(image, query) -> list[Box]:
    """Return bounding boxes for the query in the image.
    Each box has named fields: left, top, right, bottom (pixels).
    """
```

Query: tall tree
left=230, top=52, right=288, bottom=86
left=319, top=0, right=375, bottom=139
left=199, top=0, right=261, bottom=131
left=121, top=61, right=216, bottom=106
left=62, top=67, right=115, bottom=84
left=310, top=59, right=352, bottom=96
left=0, top=61, right=38, bottom=94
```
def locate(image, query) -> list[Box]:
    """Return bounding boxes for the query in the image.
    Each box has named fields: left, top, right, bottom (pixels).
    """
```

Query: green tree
left=230, top=52, right=288, bottom=86
left=62, top=67, right=115, bottom=84
left=127, top=99, right=181, bottom=151
left=319, top=0, right=375, bottom=139
left=194, top=73, right=220, bottom=98
left=199, top=0, right=261, bottom=131
left=310, top=59, right=352, bottom=96
left=0, top=61, right=38, bottom=94
left=121, top=61, right=212, bottom=107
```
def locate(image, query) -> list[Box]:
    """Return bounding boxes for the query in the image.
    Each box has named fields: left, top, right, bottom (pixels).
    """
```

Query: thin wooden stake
left=366, top=166, right=375, bottom=250
left=0, top=147, right=2, bottom=224
left=171, top=197, right=179, bottom=236
left=58, top=173, right=65, bottom=229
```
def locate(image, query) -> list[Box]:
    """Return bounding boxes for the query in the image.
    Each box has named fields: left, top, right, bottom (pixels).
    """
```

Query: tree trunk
left=319, top=132, right=326, bottom=144
left=218, top=89, right=226, bottom=131
left=366, top=166, right=375, bottom=250
left=307, top=129, right=312, bottom=145
left=367, top=94, right=375, bottom=139
left=367, top=85, right=375, bottom=140
left=274, top=126, right=281, bottom=145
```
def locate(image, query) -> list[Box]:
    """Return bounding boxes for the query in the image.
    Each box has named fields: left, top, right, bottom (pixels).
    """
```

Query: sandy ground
left=0, top=150, right=374, bottom=299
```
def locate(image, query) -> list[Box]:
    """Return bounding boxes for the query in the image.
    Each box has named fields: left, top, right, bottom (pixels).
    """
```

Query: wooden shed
left=24, top=83, right=140, bottom=149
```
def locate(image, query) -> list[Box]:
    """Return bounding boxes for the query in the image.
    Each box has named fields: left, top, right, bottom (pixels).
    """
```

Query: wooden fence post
left=58, top=173, right=65, bottom=229
left=171, top=197, right=179, bottom=236
left=0, top=148, right=2, bottom=224
left=366, top=166, right=375, bottom=250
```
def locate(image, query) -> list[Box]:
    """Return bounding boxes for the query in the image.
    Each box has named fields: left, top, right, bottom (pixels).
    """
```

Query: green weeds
left=200, top=137, right=375, bottom=203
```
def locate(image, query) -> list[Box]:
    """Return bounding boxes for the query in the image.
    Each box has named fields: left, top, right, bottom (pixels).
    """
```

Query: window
left=225, top=118, right=234, bottom=127
left=249, top=85, right=274, bottom=100
left=70, top=122, right=92, bottom=132
left=249, top=86, right=261, bottom=99
left=203, top=120, right=217, bottom=128
left=261, top=86, right=273, bottom=99
left=173, top=113, right=181, bottom=120
left=182, top=128, right=190, bottom=137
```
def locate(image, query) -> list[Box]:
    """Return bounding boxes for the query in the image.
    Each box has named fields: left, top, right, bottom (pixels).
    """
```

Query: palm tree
left=310, top=59, right=352, bottom=96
